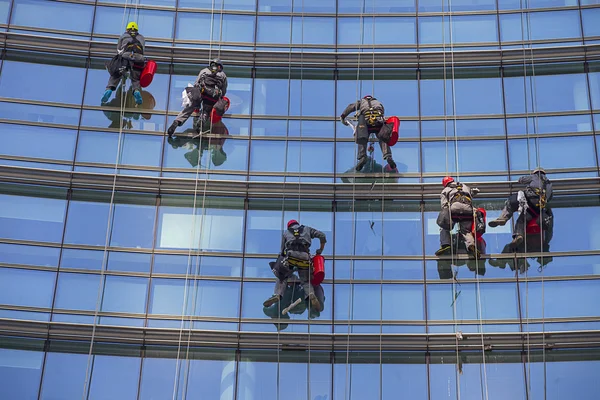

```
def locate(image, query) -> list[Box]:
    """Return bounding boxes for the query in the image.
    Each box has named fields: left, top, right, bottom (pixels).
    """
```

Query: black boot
left=435, top=245, right=451, bottom=256
left=355, top=156, right=367, bottom=171
left=167, top=121, right=180, bottom=138
left=386, top=157, right=397, bottom=170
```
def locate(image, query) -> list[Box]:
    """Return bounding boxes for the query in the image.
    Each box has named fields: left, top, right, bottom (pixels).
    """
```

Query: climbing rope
left=520, top=0, right=546, bottom=397
left=172, top=0, right=223, bottom=398
left=81, top=0, right=138, bottom=397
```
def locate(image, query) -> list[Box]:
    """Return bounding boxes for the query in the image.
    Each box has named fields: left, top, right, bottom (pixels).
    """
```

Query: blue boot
left=101, top=89, right=113, bottom=103
left=133, top=90, right=143, bottom=105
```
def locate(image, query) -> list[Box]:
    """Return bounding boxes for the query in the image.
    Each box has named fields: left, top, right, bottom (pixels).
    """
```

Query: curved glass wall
left=0, top=0, right=600, bottom=399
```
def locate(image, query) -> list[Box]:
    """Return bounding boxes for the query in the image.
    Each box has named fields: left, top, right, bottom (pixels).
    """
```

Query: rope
left=81, top=0, right=135, bottom=397
left=440, top=1, right=462, bottom=398
left=171, top=0, right=221, bottom=397
left=343, top=1, right=368, bottom=397
left=520, top=1, right=546, bottom=397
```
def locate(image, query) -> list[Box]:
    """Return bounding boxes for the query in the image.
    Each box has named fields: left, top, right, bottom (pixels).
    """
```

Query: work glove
left=316, top=248, right=323, bottom=255
left=472, top=188, right=480, bottom=195
left=340, top=115, right=348, bottom=126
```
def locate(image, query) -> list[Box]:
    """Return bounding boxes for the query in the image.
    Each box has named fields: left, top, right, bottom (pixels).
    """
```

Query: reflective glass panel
left=94, top=7, right=174, bottom=39
left=0, top=59, right=86, bottom=104
left=102, top=275, right=148, bottom=314
left=11, top=0, right=93, bottom=32
left=0, top=243, right=59, bottom=267
left=110, top=202, right=156, bottom=249
left=0, top=348, right=43, bottom=400
left=88, top=355, right=141, bottom=400
left=0, top=267, right=55, bottom=308
left=0, top=124, right=76, bottom=161
left=0, top=192, right=66, bottom=242
left=40, top=352, right=89, bottom=400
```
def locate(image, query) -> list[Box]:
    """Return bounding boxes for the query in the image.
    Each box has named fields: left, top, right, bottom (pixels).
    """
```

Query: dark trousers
left=175, top=95, right=228, bottom=125
left=355, top=114, right=392, bottom=160
left=106, top=55, right=143, bottom=92
left=437, top=203, right=475, bottom=249
left=271, top=255, right=313, bottom=299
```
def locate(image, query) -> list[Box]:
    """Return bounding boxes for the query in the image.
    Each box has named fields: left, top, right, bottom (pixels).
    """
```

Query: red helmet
left=287, top=219, right=299, bottom=228
left=363, top=95, right=373, bottom=99
left=442, top=176, right=454, bottom=187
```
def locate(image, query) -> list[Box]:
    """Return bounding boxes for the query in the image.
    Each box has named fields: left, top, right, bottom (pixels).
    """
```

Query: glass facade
left=0, top=0, right=600, bottom=398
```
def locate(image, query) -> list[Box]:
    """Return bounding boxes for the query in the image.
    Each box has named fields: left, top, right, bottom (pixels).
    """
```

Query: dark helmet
left=209, top=58, right=223, bottom=73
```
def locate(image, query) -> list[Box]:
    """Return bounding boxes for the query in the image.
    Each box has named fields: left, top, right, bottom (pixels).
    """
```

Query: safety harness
left=124, top=32, right=143, bottom=54
left=450, top=183, right=472, bottom=205
left=525, top=186, right=547, bottom=209
left=284, top=225, right=311, bottom=269
left=363, top=97, right=384, bottom=126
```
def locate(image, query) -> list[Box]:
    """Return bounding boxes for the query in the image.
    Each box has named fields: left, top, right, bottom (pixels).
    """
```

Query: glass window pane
left=76, top=131, right=163, bottom=168
left=0, top=0, right=10, bottom=24
left=522, top=280, right=600, bottom=319
left=157, top=202, right=244, bottom=252
left=94, top=7, right=174, bottom=39
left=339, top=0, right=416, bottom=13
left=290, top=79, right=335, bottom=117
left=164, top=135, right=249, bottom=171
left=0, top=193, right=66, bottom=242
left=338, top=17, right=416, bottom=45
left=60, top=249, right=104, bottom=271
left=0, top=102, right=80, bottom=126
left=530, top=10, right=581, bottom=41
left=11, top=0, right=93, bottom=32
left=107, top=252, right=151, bottom=273
left=55, top=272, right=102, bottom=311
left=0, top=243, right=59, bottom=267
left=428, top=282, right=519, bottom=321
left=504, top=73, right=590, bottom=113
left=0, top=60, right=86, bottom=104
left=546, top=359, right=600, bottom=398
left=0, top=349, right=43, bottom=400
left=422, top=140, right=507, bottom=174
left=285, top=141, right=334, bottom=174
left=40, top=352, right=89, bottom=400
left=382, top=361, right=428, bottom=399
left=110, top=202, right=156, bottom=249
left=252, top=78, right=289, bottom=116
left=419, top=15, right=497, bottom=45
left=382, top=284, right=424, bottom=320
left=0, top=124, right=76, bottom=161
left=88, top=355, right=140, bottom=400
left=454, top=76, right=504, bottom=115
left=64, top=198, right=110, bottom=246
left=0, top=267, right=55, bottom=308
left=589, top=72, right=600, bottom=110
left=102, top=276, right=148, bottom=314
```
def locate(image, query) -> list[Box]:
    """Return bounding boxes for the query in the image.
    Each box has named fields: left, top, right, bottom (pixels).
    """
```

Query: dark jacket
left=117, top=32, right=145, bottom=54
left=519, top=172, right=553, bottom=201
left=280, top=223, right=326, bottom=255
left=194, top=67, right=228, bottom=96
left=340, top=97, right=385, bottom=120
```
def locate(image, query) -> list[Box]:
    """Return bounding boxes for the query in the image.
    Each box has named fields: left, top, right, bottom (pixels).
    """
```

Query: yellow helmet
left=126, top=21, right=138, bottom=31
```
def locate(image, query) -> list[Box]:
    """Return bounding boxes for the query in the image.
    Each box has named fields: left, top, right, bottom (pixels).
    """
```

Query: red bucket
left=210, top=96, right=230, bottom=124
left=140, top=60, right=157, bottom=88
left=385, top=116, right=400, bottom=147
left=311, top=254, right=325, bottom=285
left=526, top=218, right=541, bottom=235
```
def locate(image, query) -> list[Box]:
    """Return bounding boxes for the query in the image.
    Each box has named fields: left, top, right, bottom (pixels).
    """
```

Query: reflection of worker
left=167, top=119, right=229, bottom=167
left=102, top=22, right=145, bottom=105
left=102, top=87, right=156, bottom=129
left=262, top=279, right=325, bottom=330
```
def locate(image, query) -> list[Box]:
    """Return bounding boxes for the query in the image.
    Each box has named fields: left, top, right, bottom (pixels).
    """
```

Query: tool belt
left=284, top=250, right=311, bottom=269
left=451, top=193, right=472, bottom=205
left=201, top=85, right=222, bottom=100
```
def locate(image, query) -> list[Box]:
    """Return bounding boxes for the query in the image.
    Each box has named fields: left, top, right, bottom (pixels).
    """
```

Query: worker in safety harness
left=263, top=220, right=327, bottom=312
left=167, top=58, right=228, bottom=138
left=340, top=95, right=397, bottom=172
left=488, top=168, right=553, bottom=249
left=102, top=22, right=145, bottom=105
left=436, top=176, right=481, bottom=258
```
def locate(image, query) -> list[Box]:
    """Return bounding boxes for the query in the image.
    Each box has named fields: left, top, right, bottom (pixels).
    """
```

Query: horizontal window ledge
left=1, top=318, right=600, bottom=351
left=3, top=32, right=600, bottom=68
left=0, top=165, right=598, bottom=200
